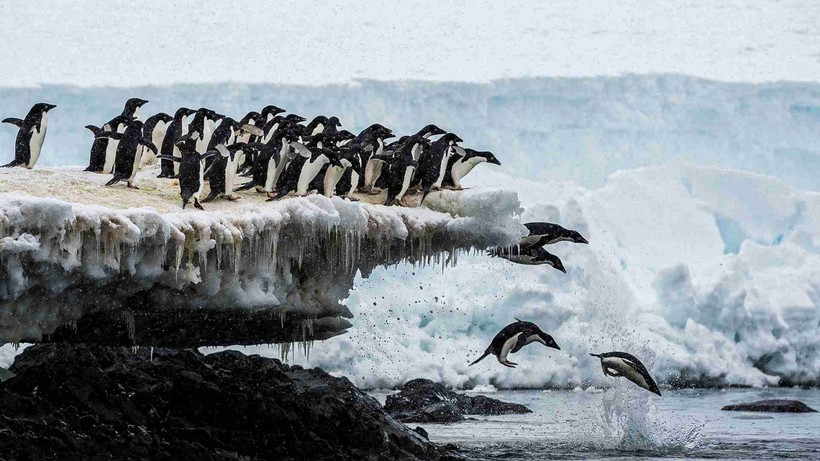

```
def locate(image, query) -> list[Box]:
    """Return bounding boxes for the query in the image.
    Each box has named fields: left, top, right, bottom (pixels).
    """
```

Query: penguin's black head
left=419, top=124, right=446, bottom=137
left=126, top=98, right=149, bottom=108
left=261, top=105, right=285, bottom=117
left=543, top=251, right=566, bottom=273
left=286, top=114, right=307, bottom=123
left=328, top=116, right=342, bottom=127
left=468, top=149, right=501, bottom=166
left=156, top=112, right=173, bottom=123
left=175, top=107, right=194, bottom=117
left=34, top=103, right=57, bottom=113
left=336, top=130, right=356, bottom=141
left=441, top=133, right=463, bottom=144
left=566, top=229, right=589, bottom=244
left=537, top=331, right=561, bottom=350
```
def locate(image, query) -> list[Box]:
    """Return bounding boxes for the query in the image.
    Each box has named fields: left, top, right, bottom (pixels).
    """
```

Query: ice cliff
left=0, top=167, right=522, bottom=346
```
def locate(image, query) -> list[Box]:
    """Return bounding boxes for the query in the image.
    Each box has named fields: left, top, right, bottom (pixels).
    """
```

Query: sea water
left=370, top=388, right=820, bottom=460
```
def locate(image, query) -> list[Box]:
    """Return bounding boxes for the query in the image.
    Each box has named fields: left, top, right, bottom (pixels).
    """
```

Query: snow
left=3, top=75, right=819, bottom=190
left=0, top=1, right=818, bottom=86
left=214, top=163, right=820, bottom=389
left=0, top=167, right=522, bottom=343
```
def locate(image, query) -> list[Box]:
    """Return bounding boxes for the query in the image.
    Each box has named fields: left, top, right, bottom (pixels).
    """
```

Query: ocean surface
left=371, top=388, right=820, bottom=460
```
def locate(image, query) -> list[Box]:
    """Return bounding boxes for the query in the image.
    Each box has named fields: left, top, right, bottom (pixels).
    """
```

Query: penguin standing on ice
left=140, top=112, right=173, bottom=167
left=236, top=127, right=298, bottom=194
left=156, top=137, right=217, bottom=210
left=203, top=143, right=252, bottom=202
left=487, top=245, right=567, bottom=272
left=85, top=115, right=132, bottom=172
left=414, top=132, right=463, bottom=204
left=370, top=124, right=446, bottom=193
left=590, top=352, right=662, bottom=396
left=96, top=120, right=157, bottom=188
left=470, top=319, right=561, bottom=368
left=442, top=148, right=501, bottom=190
left=380, top=134, right=430, bottom=206
left=157, top=107, right=195, bottom=178
left=519, top=222, right=589, bottom=248
left=303, top=115, right=339, bottom=138
left=2, top=102, right=57, bottom=169
left=100, top=98, right=149, bottom=174
left=269, top=134, right=340, bottom=200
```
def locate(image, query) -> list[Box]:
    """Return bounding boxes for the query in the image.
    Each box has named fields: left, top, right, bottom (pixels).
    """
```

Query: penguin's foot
left=345, top=196, right=360, bottom=202
left=367, top=187, right=383, bottom=195
left=357, top=186, right=371, bottom=193
left=194, top=200, right=204, bottom=211
left=225, top=194, right=241, bottom=201
left=127, top=183, right=140, bottom=190
left=398, top=197, right=414, bottom=207
left=500, top=360, right=517, bottom=368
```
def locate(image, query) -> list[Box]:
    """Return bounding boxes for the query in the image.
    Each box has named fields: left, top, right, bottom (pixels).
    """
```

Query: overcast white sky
left=0, top=0, right=818, bottom=86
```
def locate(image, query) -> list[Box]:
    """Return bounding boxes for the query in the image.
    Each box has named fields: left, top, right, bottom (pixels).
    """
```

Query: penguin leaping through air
left=470, top=319, right=560, bottom=368
left=487, top=245, right=566, bottom=272
left=520, top=222, right=589, bottom=248
left=590, top=352, right=662, bottom=396
left=2, top=102, right=57, bottom=169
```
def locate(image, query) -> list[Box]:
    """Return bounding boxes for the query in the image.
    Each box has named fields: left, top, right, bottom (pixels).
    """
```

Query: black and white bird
left=590, top=352, right=662, bottom=396
left=95, top=120, right=157, bottom=188
left=158, top=107, right=196, bottom=178
left=442, top=147, right=501, bottom=190
left=156, top=137, right=217, bottom=210
left=520, top=222, right=589, bottom=248
left=414, top=132, right=463, bottom=204
left=140, top=112, right=173, bottom=167
left=470, top=319, right=561, bottom=368
left=2, top=102, right=56, bottom=169
left=488, top=245, right=566, bottom=272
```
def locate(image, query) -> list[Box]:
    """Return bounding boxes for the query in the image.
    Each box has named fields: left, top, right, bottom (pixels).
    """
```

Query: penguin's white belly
left=452, top=157, right=485, bottom=188
left=364, top=159, right=383, bottom=187
left=224, top=156, right=239, bottom=195
left=347, top=171, right=359, bottom=196
left=103, top=123, right=125, bottom=174
left=323, top=165, right=346, bottom=197
left=269, top=144, right=294, bottom=192
left=602, top=358, right=650, bottom=390
left=172, top=146, right=182, bottom=175
left=499, top=333, right=523, bottom=362
left=502, top=254, right=541, bottom=265
left=27, top=115, right=48, bottom=168
left=264, top=156, right=279, bottom=192
left=195, top=160, right=206, bottom=199
left=396, top=166, right=416, bottom=200
left=296, top=156, right=328, bottom=194
left=433, top=151, right=450, bottom=188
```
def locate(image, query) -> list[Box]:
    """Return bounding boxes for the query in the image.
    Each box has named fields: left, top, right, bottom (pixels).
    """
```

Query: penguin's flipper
left=510, top=332, right=531, bottom=354
left=2, top=118, right=24, bottom=127
left=156, top=155, right=181, bottom=163
left=235, top=181, right=257, bottom=191
left=239, top=124, right=264, bottom=136
left=105, top=175, right=125, bottom=187
left=96, top=131, right=124, bottom=140
left=84, top=125, right=102, bottom=136
left=140, top=138, right=158, bottom=154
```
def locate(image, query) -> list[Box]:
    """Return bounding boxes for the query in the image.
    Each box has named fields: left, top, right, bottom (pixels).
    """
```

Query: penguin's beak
left=488, top=157, right=501, bottom=166
left=454, top=135, right=464, bottom=143
left=577, top=236, right=589, bottom=244
left=46, top=104, right=57, bottom=111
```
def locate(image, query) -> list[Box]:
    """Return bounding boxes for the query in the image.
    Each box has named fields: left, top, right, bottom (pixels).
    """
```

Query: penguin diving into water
left=470, top=319, right=561, bottom=368
left=95, top=120, right=158, bottom=188
left=2, top=102, right=57, bottom=169
left=519, top=222, right=589, bottom=248
left=487, top=245, right=567, bottom=272
left=590, top=352, right=662, bottom=396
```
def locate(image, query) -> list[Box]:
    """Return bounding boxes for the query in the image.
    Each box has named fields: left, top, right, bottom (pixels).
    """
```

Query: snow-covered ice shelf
left=0, top=166, right=522, bottom=346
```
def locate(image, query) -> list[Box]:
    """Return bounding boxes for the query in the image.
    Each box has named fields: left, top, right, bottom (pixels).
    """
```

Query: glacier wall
left=0, top=189, right=521, bottom=346
left=1, top=75, right=819, bottom=190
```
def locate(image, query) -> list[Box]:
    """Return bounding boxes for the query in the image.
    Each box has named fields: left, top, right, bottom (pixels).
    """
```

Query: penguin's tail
left=105, top=175, right=124, bottom=187
left=589, top=353, right=601, bottom=358
left=2, top=160, right=22, bottom=168
left=469, top=350, right=491, bottom=367
left=419, top=189, right=431, bottom=206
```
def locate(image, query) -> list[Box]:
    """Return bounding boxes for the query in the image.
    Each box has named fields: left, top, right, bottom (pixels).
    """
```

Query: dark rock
left=385, top=379, right=531, bottom=423
left=722, top=399, right=818, bottom=413
left=414, top=426, right=429, bottom=440
left=0, top=344, right=460, bottom=460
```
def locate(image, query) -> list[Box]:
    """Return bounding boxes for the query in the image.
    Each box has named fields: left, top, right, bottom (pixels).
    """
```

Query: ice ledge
left=0, top=168, right=522, bottom=345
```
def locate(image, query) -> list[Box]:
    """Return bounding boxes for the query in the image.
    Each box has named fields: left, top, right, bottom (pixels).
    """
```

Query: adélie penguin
left=140, top=112, right=173, bottom=167
left=102, top=98, right=149, bottom=174
left=520, top=222, right=589, bottom=248
left=158, top=107, right=195, bottom=178
left=470, top=319, right=560, bottom=368
left=95, top=120, right=158, bottom=188
left=487, top=245, right=566, bottom=272
left=380, top=134, right=430, bottom=206
left=156, top=137, right=217, bottom=210
left=203, top=143, right=250, bottom=203
left=590, top=352, right=662, bottom=396
left=442, top=147, right=501, bottom=190
left=85, top=114, right=132, bottom=173
left=2, top=102, right=56, bottom=169
left=414, top=132, right=463, bottom=204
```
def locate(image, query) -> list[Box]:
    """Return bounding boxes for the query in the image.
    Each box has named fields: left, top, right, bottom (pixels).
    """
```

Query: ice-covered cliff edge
left=0, top=167, right=522, bottom=346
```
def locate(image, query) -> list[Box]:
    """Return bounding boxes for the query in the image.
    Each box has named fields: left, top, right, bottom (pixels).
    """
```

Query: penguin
left=158, top=107, right=195, bottom=178
left=96, top=120, right=157, bottom=188
left=303, top=116, right=332, bottom=137
left=590, top=352, right=662, bottom=396
left=139, top=113, right=173, bottom=167
left=414, top=132, right=463, bottom=204
left=101, top=98, right=149, bottom=174
left=371, top=125, right=445, bottom=193
left=1, top=102, right=56, bottom=169
left=236, top=127, right=299, bottom=194
left=202, top=143, right=249, bottom=202
left=381, top=134, right=429, bottom=206
left=269, top=135, right=339, bottom=200
left=85, top=115, right=132, bottom=172
left=156, top=138, right=217, bottom=210
left=470, top=319, right=560, bottom=368
left=307, top=143, right=353, bottom=198
left=487, top=245, right=566, bottom=272
left=334, top=144, right=367, bottom=198
left=520, top=222, right=589, bottom=248
left=260, top=105, right=286, bottom=122
left=356, top=124, right=395, bottom=193
left=442, top=148, right=501, bottom=190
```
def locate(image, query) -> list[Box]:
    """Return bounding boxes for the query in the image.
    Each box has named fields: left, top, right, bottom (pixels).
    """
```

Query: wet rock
left=722, top=399, right=818, bottom=413
left=0, top=344, right=461, bottom=460
left=385, top=379, right=531, bottom=423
